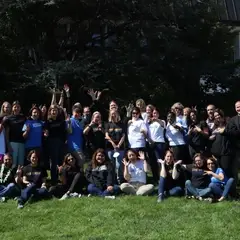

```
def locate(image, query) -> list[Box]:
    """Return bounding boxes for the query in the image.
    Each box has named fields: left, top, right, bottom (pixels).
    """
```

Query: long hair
left=91, top=148, right=108, bottom=168
left=192, top=153, right=207, bottom=169
left=0, top=102, right=11, bottom=115
left=108, top=110, right=121, bottom=122
left=47, top=105, right=59, bottom=120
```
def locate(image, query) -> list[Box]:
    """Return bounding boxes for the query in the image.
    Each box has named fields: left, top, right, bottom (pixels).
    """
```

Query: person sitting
left=157, top=150, right=184, bottom=203
left=85, top=148, right=119, bottom=199
left=17, top=150, right=51, bottom=209
left=206, top=157, right=234, bottom=202
left=50, top=153, right=86, bottom=200
left=0, top=153, right=20, bottom=202
left=182, top=153, right=212, bottom=202
left=120, top=150, right=154, bottom=196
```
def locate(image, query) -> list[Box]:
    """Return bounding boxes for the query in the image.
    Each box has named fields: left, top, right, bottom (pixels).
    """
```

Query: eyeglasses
left=67, top=158, right=74, bottom=161
left=4, top=159, right=12, bottom=161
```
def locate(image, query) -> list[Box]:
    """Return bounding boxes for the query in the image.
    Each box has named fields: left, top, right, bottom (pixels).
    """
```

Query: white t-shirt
left=0, top=128, right=6, bottom=154
left=128, top=160, right=146, bottom=184
left=128, top=119, right=147, bottom=148
left=165, top=123, right=186, bottom=146
left=141, top=112, right=148, bottom=122
left=147, top=120, right=165, bottom=143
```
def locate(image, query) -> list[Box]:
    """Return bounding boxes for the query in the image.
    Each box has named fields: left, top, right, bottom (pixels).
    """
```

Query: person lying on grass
left=206, top=156, right=234, bottom=202
left=182, top=153, right=213, bottom=202
left=0, top=153, right=21, bottom=202
left=120, top=150, right=154, bottom=196
left=157, top=150, right=184, bottom=203
left=17, top=150, right=51, bottom=209
left=85, top=148, right=119, bottom=199
left=49, top=153, right=86, bottom=200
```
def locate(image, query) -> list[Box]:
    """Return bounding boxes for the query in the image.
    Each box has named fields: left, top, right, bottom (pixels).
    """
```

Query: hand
left=188, top=127, right=193, bottom=135
left=128, top=120, right=132, bottom=125
left=174, top=160, right=182, bottom=166
left=218, top=127, right=225, bottom=134
left=107, top=186, right=113, bottom=192
left=194, top=126, right=201, bottom=133
left=87, top=89, right=102, bottom=101
left=140, top=129, right=146, bottom=134
left=139, top=151, right=145, bottom=160
left=44, top=130, right=49, bottom=137
left=48, top=87, right=56, bottom=93
left=204, top=170, right=213, bottom=176
left=126, top=103, right=134, bottom=117
left=112, top=143, right=117, bottom=149
left=27, top=183, right=32, bottom=187
left=16, top=165, right=23, bottom=175
left=209, top=135, right=216, bottom=140
left=57, top=165, right=63, bottom=173
left=63, top=84, right=70, bottom=93
left=41, top=184, right=47, bottom=189
left=157, top=159, right=165, bottom=164
left=122, top=158, right=129, bottom=167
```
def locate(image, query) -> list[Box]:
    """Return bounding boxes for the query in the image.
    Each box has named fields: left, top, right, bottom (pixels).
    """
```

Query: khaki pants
left=120, top=182, right=154, bottom=196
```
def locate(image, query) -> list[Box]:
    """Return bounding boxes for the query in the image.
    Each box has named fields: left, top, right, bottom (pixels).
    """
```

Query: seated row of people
left=0, top=149, right=234, bottom=209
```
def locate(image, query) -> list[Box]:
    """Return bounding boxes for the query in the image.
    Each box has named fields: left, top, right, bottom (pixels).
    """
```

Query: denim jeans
left=107, top=150, right=124, bottom=183
left=209, top=178, right=234, bottom=198
left=87, top=184, right=119, bottom=197
left=19, top=183, right=50, bottom=204
left=10, top=142, right=25, bottom=167
left=158, top=176, right=183, bottom=200
left=185, top=180, right=212, bottom=197
left=0, top=183, right=18, bottom=198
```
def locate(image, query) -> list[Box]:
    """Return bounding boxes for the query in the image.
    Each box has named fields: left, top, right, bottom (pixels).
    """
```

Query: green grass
left=0, top=197, right=240, bottom=240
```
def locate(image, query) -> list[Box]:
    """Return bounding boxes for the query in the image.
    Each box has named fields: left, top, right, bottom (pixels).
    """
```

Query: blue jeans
left=0, top=183, right=18, bottom=198
left=19, top=183, right=50, bottom=204
left=209, top=178, right=234, bottom=198
left=10, top=142, right=25, bottom=167
left=153, top=143, right=166, bottom=160
left=107, top=150, right=124, bottom=183
left=87, top=184, right=119, bottom=197
left=158, top=176, right=183, bottom=200
left=185, top=180, right=212, bottom=197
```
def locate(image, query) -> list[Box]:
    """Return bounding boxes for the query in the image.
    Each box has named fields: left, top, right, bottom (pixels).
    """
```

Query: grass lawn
left=0, top=197, right=240, bottom=240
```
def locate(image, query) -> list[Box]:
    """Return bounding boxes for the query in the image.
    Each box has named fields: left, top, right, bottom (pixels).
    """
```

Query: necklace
left=0, top=164, right=11, bottom=184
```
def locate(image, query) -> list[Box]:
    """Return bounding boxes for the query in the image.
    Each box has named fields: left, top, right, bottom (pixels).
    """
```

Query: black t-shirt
left=185, top=164, right=210, bottom=188
left=60, top=165, right=80, bottom=188
left=23, top=164, right=47, bottom=188
left=86, top=123, right=105, bottom=150
left=44, top=119, right=66, bottom=141
left=162, top=164, right=182, bottom=190
left=188, top=121, right=209, bottom=149
left=3, top=114, right=26, bottom=143
left=105, top=121, right=126, bottom=150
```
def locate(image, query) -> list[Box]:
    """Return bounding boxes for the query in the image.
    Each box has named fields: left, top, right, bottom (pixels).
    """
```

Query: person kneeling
left=50, top=153, right=86, bottom=200
left=17, top=150, right=51, bottom=209
left=157, top=150, right=183, bottom=203
left=85, top=149, right=119, bottom=199
left=120, top=150, right=154, bottom=196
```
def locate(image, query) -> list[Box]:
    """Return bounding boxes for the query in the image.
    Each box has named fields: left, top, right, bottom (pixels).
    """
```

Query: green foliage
left=0, top=0, right=238, bottom=111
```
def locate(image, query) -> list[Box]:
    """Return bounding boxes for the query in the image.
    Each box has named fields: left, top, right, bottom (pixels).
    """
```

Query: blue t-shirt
left=211, top=168, right=227, bottom=184
left=67, top=117, right=84, bottom=151
left=22, top=120, right=43, bottom=148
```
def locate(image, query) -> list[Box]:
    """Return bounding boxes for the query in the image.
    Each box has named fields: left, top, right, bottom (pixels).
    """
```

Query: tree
left=0, top=0, right=238, bottom=112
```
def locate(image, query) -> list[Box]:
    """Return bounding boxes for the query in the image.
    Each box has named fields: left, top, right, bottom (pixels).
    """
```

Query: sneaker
left=78, top=194, right=82, bottom=198
left=0, top=197, right=6, bottom=203
left=157, top=194, right=163, bottom=203
left=59, top=193, right=70, bottom=201
left=69, top=192, right=79, bottom=198
left=104, top=196, right=116, bottom=199
left=204, top=197, right=213, bottom=203
left=196, top=196, right=203, bottom=201
left=17, top=203, right=24, bottom=209
left=87, top=194, right=92, bottom=198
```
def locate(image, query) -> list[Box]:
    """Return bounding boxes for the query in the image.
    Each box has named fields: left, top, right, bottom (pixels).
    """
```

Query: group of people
left=0, top=85, right=240, bottom=209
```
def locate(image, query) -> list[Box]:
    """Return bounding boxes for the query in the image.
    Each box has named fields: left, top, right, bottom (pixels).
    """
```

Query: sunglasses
left=132, top=112, right=138, bottom=115
left=67, top=157, right=74, bottom=161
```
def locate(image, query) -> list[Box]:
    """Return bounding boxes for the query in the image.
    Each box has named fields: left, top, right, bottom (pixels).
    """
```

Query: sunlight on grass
left=0, top=197, right=240, bottom=240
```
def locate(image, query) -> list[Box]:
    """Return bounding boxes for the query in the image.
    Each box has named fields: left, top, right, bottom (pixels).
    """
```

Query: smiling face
left=207, top=159, right=216, bottom=171
left=153, top=109, right=159, bottom=119
left=194, top=155, right=204, bottom=168
left=92, top=113, right=101, bottom=124
left=12, top=104, right=21, bottom=115
left=146, top=106, right=153, bottom=118
left=2, top=102, right=11, bottom=115
left=96, top=152, right=105, bottom=164
left=30, top=152, right=38, bottom=166
left=207, top=105, right=215, bottom=119
left=127, top=150, right=137, bottom=162
left=66, top=155, right=76, bottom=166
left=190, top=112, right=197, bottom=123
left=235, top=101, right=240, bottom=115
left=164, top=151, right=174, bottom=165
left=32, top=109, right=40, bottom=120
left=3, top=154, right=12, bottom=167
left=109, top=101, right=118, bottom=111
